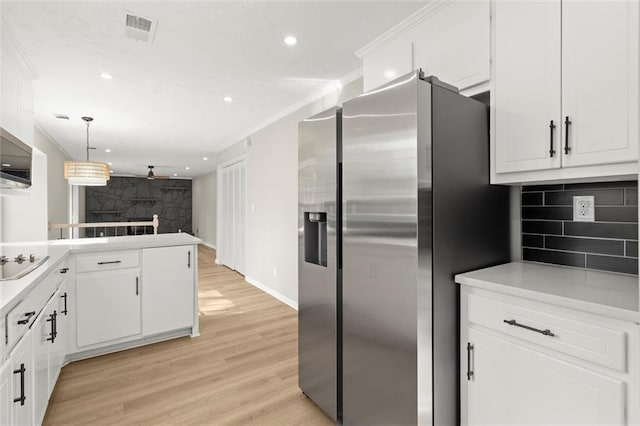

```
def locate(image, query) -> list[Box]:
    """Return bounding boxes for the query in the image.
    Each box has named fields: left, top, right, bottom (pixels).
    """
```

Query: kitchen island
left=0, top=233, right=200, bottom=426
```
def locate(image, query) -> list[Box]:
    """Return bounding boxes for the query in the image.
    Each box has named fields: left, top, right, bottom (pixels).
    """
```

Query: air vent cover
left=124, top=12, right=157, bottom=42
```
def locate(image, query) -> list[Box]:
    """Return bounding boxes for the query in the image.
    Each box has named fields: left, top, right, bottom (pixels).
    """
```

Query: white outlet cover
left=573, top=195, right=595, bottom=222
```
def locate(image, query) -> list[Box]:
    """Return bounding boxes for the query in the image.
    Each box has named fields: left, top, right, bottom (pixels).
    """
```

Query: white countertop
left=0, top=233, right=201, bottom=316
left=455, top=262, right=639, bottom=323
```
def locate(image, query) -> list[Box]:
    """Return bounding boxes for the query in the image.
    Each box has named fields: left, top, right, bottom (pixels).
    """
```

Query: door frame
left=216, top=154, right=247, bottom=273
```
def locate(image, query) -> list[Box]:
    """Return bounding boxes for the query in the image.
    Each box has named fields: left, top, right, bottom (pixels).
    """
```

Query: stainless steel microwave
left=0, top=127, right=32, bottom=189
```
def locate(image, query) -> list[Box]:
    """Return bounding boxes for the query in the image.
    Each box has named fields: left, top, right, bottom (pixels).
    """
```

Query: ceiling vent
left=54, top=113, right=70, bottom=120
left=124, top=12, right=157, bottom=43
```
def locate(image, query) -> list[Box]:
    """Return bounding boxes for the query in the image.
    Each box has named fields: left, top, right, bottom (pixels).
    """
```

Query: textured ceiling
left=2, top=1, right=424, bottom=178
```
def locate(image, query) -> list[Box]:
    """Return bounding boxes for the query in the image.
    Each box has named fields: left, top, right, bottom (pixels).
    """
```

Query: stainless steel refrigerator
left=298, top=71, right=510, bottom=425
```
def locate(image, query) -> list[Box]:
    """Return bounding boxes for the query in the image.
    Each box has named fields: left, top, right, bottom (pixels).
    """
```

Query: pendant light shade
left=64, top=116, right=110, bottom=186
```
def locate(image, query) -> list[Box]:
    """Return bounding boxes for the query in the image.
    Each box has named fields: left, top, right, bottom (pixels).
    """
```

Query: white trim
left=201, top=242, right=217, bottom=250
left=215, top=68, right=363, bottom=154
left=245, top=276, right=298, bottom=311
left=354, top=1, right=454, bottom=59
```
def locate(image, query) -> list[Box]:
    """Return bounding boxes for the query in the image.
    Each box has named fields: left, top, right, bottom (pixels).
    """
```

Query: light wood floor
left=43, top=245, right=333, bottom=425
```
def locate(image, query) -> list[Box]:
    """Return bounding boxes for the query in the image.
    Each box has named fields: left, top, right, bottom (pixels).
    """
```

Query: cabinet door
left=49, top=287, right=67, bottom=393
left=494, top=1, right=562, bottom=173
left=361, top=40, right=413, bottom=92
left=142, top=246, right=195, bottom=336
left=10, top=332, right=32, bottom=426
left=413, top=0, right=490, bottom=90
left=76, top=269, right=141, bottom=347
left=32, top=304, right=54, bottom=426
left=465, top=328, right=625, bottom=425
left=561, top=1, right=639, bottom=168
left=0, top=360, right=11, bottom=426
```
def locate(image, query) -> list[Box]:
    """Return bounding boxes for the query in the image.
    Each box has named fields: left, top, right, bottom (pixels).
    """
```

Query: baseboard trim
left=200, top=242, right=217, bottom=250
left=245, top=276, right=298, bottom=311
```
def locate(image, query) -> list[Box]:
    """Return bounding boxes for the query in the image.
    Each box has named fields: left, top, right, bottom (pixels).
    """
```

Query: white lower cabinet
left=461, top=286, right=638, bottom=425
left=32, top=287, right=67, bottom=425
left=0, top=359, right=12, bottom=426
left=10, top=331, right=32, bottom=426
left=76, top=269, right=141, bottom=347
left=466, top=328, right=625, bottom=425
left=142, top=246, right=195, bottom=336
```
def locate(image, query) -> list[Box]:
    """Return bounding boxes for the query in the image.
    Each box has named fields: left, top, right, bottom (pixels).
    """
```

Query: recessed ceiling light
left=105, top=149, right=112, bottom=153
left=203, top=157, right=208, bottom=161
left=185, top=166, right=190, bottom=170
left=284, top=35, right=298, bottom=46
left=173, top=173, right=178, bottom=177
left=224, top=96, right=233, bottom=103
left=107, top=162, right=113, bottom=166
left=2, top=163, right=10, bottom=167
left=100, top=73, right=113, bottom=80
left=110, top=170, right=114, bottom=173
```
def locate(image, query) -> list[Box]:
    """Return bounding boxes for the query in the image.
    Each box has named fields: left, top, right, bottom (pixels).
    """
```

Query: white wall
left=192, top=170, right=217, bottom=247
left=213, top=78, right=363, bottom=306
left=33, top=126, right=71, bottom=239
left=1, top=147, right=48, bottom=242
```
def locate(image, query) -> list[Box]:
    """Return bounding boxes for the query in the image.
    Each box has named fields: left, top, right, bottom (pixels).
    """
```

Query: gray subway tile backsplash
left=521, top=180, right=638, bottom=275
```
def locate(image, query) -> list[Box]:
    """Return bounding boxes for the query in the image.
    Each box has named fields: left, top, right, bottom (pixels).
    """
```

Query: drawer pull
left=60, top=267, right=69, bottom=274
left=503, top=319, right=555, bottom=337
left=61, top=292, right=68, bottom=315
left=466, top=342, right=474, bottom=381
left=97, top=260, right=122, bottom=265
left=17, top=311, right=36, bottom=325
left=13, top=363, right=26, bottom=405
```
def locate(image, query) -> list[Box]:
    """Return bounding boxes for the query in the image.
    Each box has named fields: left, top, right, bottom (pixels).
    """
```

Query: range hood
left=0, top=127, right=32, bottom=189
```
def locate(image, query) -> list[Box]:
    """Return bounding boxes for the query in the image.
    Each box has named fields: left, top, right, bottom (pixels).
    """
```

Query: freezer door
left=298, top=107, right=339, bottom=421
left=342, top=72, right=423, bottom=425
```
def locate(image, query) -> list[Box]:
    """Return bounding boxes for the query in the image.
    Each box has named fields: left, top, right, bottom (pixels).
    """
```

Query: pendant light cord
left=86, top=120, right=90, bottom=161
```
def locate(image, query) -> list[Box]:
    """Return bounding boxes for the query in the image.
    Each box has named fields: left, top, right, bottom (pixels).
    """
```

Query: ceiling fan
left=143, top=165, right=171, bottom=180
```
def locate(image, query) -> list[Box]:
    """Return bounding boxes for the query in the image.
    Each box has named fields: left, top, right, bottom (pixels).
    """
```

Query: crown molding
left=216, top=67, right=363, bottom=155
left=1, top=17, right=39, bottom=80
left=354, top=0, right=455, bottom=59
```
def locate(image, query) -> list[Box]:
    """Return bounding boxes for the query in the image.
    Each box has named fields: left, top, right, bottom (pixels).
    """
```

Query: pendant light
left=64, top=116, right=110, bottom=186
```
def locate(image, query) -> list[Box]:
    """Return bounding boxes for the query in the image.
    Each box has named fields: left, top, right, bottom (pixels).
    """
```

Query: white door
left=142, top=246, right=195, bottom=335
left=76, top=270, right=141, bottom=347
left=219, top=159, right=246, bottom=274
left=465, top=328, right=625, bottom=425
left=0, top=360, right=11, bottom=426
left=493, top=0, right=561, bottom=174
left=561, top=0, right=639, bottom=168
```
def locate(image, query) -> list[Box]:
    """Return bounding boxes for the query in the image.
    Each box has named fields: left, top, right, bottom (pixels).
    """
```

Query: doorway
left=217, top=156, right=246, bottom=275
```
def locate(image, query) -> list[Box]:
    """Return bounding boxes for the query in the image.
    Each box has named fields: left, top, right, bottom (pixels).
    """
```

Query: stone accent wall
left=85, top=177, right=192, bottom=236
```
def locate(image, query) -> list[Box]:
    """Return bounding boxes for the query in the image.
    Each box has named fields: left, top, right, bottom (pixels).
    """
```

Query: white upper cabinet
left=1, top=24, right=35, bottom=145
left=561, top=0, right=639, bottom=168
left=413, top=0, right=490, bottom=91
left=359, top=0, right=490, bottom=93
left=493, top=0, right=639, bottom=183
left=494, top=1, right=561, bottom=173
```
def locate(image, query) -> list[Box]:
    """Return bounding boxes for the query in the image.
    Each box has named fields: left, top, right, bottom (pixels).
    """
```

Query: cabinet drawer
left=467, top=293, right=627, bottom=372
left=76, top=251, right=139, bottom=273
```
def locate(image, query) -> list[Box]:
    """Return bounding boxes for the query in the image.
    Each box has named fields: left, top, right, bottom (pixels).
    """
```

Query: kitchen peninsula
left=0, top=233, right=200, bottom=426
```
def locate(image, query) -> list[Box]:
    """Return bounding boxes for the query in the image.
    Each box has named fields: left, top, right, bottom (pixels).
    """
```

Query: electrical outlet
left=573, top=195, right=595, bottom=222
